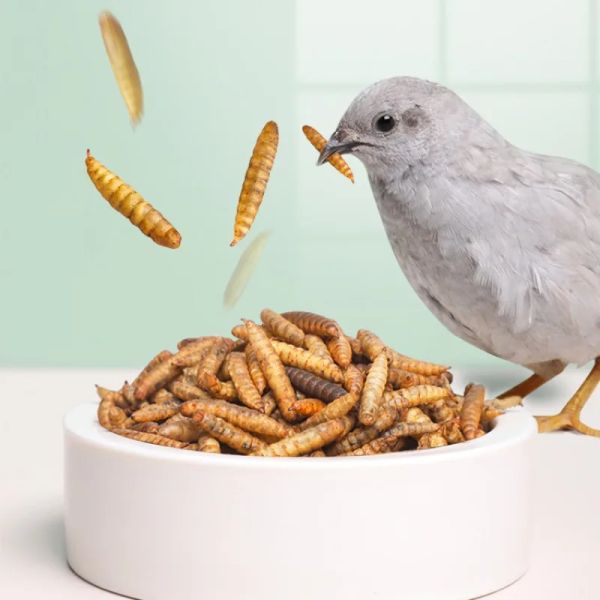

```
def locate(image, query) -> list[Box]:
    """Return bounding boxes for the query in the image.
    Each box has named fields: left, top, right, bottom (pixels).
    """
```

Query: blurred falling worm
left=223, top=231, right=270, bottom=308
left=98, top=11, right=143, bottom=126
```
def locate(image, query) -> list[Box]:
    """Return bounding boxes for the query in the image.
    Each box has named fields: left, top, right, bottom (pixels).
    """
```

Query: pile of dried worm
left=96, top=309, right=520, bottom=457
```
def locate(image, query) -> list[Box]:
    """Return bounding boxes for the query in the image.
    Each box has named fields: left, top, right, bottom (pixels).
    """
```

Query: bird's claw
left=535, top=412, right=600, bottom=436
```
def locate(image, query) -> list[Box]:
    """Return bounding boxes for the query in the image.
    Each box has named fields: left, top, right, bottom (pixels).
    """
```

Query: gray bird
left=318, top=76, right=600, bottom=436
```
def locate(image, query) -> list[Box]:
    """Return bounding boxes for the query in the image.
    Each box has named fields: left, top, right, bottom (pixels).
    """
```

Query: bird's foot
left=490, top=395, right=523, bottom=410
left=534, top=357, right=600, bottom=437
left=535, top=411, right=600, bottom=436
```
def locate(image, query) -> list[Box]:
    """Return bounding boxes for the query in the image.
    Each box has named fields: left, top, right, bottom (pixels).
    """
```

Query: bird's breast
left=370, top=176, right=500, bottom=353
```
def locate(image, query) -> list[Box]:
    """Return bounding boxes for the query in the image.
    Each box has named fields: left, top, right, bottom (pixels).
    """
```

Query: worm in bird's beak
left=317, top=138, right=365, bottom=165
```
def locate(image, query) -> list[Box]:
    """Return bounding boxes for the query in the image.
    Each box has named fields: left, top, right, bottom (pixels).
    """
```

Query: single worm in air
left=85, top=150, right=181, bottom=249
left=98, top=11, right=143, bottom=126
left=230, top=121, right=278, bottom=246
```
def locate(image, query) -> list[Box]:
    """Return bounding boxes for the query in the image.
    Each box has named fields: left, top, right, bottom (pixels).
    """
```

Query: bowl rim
left=64, top=402, right=537, bottom=470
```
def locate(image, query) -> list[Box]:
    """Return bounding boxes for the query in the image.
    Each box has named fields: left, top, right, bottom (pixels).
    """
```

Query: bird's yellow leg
left=536, top=358, right=600, bottom=436
left=498, top=359, right=565, bottom=400
left=498, top=373, right=549, bottom=400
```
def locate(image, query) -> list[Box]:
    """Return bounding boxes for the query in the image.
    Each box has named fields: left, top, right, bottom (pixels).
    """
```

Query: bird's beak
left=317, top=135, right=363, bottom=165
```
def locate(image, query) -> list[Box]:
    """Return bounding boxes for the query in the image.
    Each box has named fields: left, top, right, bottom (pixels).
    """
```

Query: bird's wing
left=443, top=144, right=600, bottom=338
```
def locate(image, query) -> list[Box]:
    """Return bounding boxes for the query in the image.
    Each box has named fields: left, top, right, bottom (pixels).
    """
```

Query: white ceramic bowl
left=64, top=403, right=536, bottom=600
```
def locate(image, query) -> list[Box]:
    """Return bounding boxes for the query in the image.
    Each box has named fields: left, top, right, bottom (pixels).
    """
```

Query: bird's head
left=318, top=76, right=480, bottom=177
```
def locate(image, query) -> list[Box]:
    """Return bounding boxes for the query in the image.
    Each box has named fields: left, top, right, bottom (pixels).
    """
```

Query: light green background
left=1, top=0, right=597, bottom=367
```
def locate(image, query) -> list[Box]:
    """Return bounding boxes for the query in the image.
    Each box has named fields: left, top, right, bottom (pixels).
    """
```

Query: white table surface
left=1, top=366, right=599, bottom=599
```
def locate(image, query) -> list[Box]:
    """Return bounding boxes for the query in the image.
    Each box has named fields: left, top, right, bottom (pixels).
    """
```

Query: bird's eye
left=374, top=114, right=396, bottom=133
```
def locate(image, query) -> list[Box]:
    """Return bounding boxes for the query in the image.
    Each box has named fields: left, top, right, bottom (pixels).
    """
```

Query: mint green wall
left=1, top=1, right=595, bottom=367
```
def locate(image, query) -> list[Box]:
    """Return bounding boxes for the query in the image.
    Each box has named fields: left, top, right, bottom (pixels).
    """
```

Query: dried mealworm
left=98, top=11, right=143, bottom=125
left=181, top=399, right=294, bottom=439
left=386, top=349, right=448, bottom=377
left=356, top=329, right=387, bottom=361
left=260, top=308, right=305, bottom=346
left=138, top=350, right=173, bottom=373
left=387, top=367, right=432, bottom=389
left=303, top=334, right=335, bottom=365
left=343, top=364, right=365, bottom=396
left=245, top=344, right=267, bottom=394
left=196, top=338, right=235, bottom=388
left=308, top=450, right=326, bottom=457
left=359, top=353, right=389, bottom=426
left=197, top=434, right=221, bottom=453
left=177, top=336, right=206, bottom=349
left=131, top=401, right=180, bottom=423
left=447, top=395, right=465, bottom=413
left=161, top=412, right=185, bottom=425
left=123, top=350, right=173, bottom=403
left=198, top=338, right=235, bottom=376
left=338, top=414, right=357, bottom=438
left=218, top=354, right=231, bottom=380
left=96, top=385, right=129, bottom=410
left=292, top=398, right=327, bottom=417
left=168, top=379, right=213, bottom=402
left=285, top=367, right=347, bottom=402
left=133, top=358, right=181, bottom=402
left=111, top=428, right=187, bottom=448
left=177, top=336, right=222, bottom=350
left=440, top=418, right=465, bottom=444
left=429, top=373, right=454, bottom=390
left=281, top=311, right=340, bottom=338
left=460, top=384, right=485, bottom=440
left=302, top=125, right=354, bottom=183
left=402, top=407, right=447, bottom=448
left=172, top=338, right=218, bottom=367
left=298, top=392, right=359, bottom=431
left=244, top=320, right=297, bottom=422
left=381, top=418, right=442, bottom=442
left=97, top=397, right=128, bottom=430
left=223, top=231, right=270, bottom=307
left=343, top=435, right=402, bottom=456
left=181, top=367, right=199, bottom=384
left=231, top=322, right=270, bottom=342
left=85, top=151, right=181, bottom=249
left=345, top=336, right=363, bottom=356
left=357, top=329, right=447, bottom=375
left=384, top=385, right=450, bottom=411
left=231, top=324, right=248, bottom=340
left=418, top=432, right=448, bottom=449
left=252, top=416, right=353, bottom=457
left=130, top=421, right=161, bottom=434
left=230, top=122, right=279, bottom=246
left=261, top=391, right=277, bottom=416
left=158, top=416, right=201, bottom=443
left=327, top=335, right=352, bottom=369
left=270, top=340, right=344, bottom=382
left=150, top=388, right=178, bottom=405
left=327, top=407, right=397, bottom=455
left=120, top=381, right=138, bottom=405
left=228, top=351, right=264, bottom=411
left=199, top=373, right=238, bottom=401
left=192, top=412, right=267, bottom=455
left=428, top=399, right=457, bottom=424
